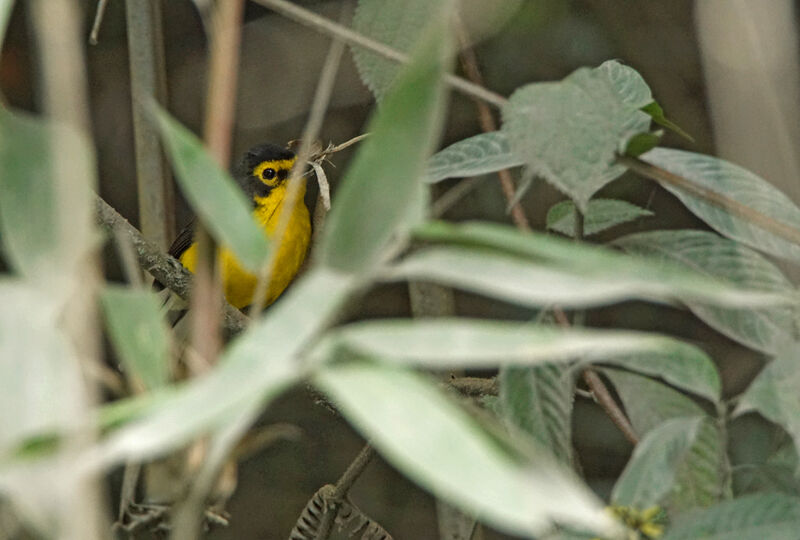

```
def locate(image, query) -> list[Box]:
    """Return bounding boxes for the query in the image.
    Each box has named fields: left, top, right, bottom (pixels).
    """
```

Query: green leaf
left=100, top=286, right=170, bottom=391
left=592, top=350, right=720, bottom=403
left=426, top=131, right=522, bottom=183
left=662, top=493, right=800, bottom=540
left=612, top=416, right=703, bottom=508
left=604, top=369, right=730, bottom=511
left=736, top=346, right=800, bottom=471
left=0, top=107, right=94, bottom=287
left=324, top=318, right=713, bottom=371
left=313, top=362, right=616, bottom=538
left=641, top=148, right=800, bottom=264
left=151, top=105, right=269, bottom=271
left=641, top=102, right=694, bottom=142
left=95, top=268, right=353, bottom=465
left=502, top=65, right=650, bottom=211
left=614, top=229, right=797, bottom=354
left=596, top=60, right=654, bottom=109
left=546, top=198, right=654, bottom=237
left=500, top=363, right=574, bottom=466
left=351, top=0, right=444, bottom=101
left=0, top=0, right=13, bottom=46
left=321, top=16, right=449, bottom=273
left=401, top=221, right=795, bottom=310
left=0, top=280, right=87, bottom=458
left=623, top=130, right=663, bottom=157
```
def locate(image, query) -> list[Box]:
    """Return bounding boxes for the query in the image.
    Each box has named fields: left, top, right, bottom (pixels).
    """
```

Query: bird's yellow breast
left=179, top=182, right=311, bottom=309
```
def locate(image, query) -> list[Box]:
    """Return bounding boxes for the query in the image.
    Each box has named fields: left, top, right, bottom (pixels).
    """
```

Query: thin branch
left=94, top=195, right=249, bottom=335
left=620, top=154, right=800, bottom=246
left=125, top=0, right=174, bottom=249
left=582, top=369, right=638, bottom=445
left=89, top=0, right=111, bottom=45
left=249, top=0, right=507, bottom=109
left=455, top=20, right=530, bottom=231
left=316, top=443, right=376, bottom=540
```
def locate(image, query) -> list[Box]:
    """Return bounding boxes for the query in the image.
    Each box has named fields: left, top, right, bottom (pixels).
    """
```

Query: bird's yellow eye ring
left=262, top=168, right=277, bottom=180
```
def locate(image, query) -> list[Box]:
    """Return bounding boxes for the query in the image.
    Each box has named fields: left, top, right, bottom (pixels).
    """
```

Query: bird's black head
left=234, top=143, right=296, bottom=202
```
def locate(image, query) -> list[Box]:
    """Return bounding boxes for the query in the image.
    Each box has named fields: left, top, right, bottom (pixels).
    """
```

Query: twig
left=125, top=0, right=174, bottom=249
left=316, top=443, right=376, bottom=540
left=89, top=0, right=111, bottom=45
left=582, top=369, right=638, bottom=445
left=620, top=154, right=800, bottom=246
left=94, top=195, right=249, bottom=335
left=455, top=20, right=531, bottom=231
left=249, top=0, right=507, bottom=109
left=248, top=12, right=347, bottom=319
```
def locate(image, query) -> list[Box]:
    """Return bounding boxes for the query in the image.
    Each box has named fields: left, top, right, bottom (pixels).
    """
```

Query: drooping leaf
left=641, top=102, right=694, bottom=141
left=605, top=369, right=730, bottom=511
left=546, top=198, right=653, bottom=237
left=0, top=108, right=94, bottom=288
left=590, top=346, right=720, bottom=403
left=502, top=64, right=650, bottom=211
left=398, top=221, right=795, bottom=310
left=641, top=148, right=800, bottom=264
left=95, top=268, right=353, bottom=465
left=151, top=104, right=269, bottom=271
left=612, top=416, right=703, bottom=508
left=321, top=15, right=450, bottom=273
left=500, top=363, right=574, bottom=466
left=615, top=229, right=797, bottom=354
left=736, top=346, right=800, bottom=471
left=426, top=131, right=522, bottom=183
left=313, top=362, right=617, bottom=538
left=100, top=286, right=170, bottom=391
left=323, top=318, right=713, bottom=372
left=662, top=493, right=800, bottom=540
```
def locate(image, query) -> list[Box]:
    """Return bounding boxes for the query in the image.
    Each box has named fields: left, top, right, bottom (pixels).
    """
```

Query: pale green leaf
left=596, top=60, right=653, bottom=109
left=591, top=349, right=720, bottom=403
left=641, top=148, right=800, bottom=264
left=325, top=318, right=713, bottom=371
left=612, top=416, right=703, bottom=508
left=313, top=362, right=616, bottom=538
left=615, top=229, right=797, bottom=354
left=502, top=65, right=650, bottom=210
left=0, top=0, right=13, bottom=46
left=736, top=346, right=800, bottom=471
left=662, top=493, right=800, bottom=540
left=397, top=222, right=795, bottom=309
left=100, top=286, right=170, bottom=391
left=500, top=363, right=574, bottom=466
left=605, top=369, right=730, bottom=511
left=0, top=107, right=94, bottom=287
left=546, top=198, right=653, bottom=237
left=152, top=105, right=269, bottom=271
left=321, top=16, right=449, bottom=273
left=94, top=268, right=353, bottom=465
left=426, top=131, right=522, bottom=183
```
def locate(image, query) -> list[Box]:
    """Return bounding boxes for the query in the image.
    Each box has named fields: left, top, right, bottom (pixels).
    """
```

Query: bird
left=168, top=143, right=311, bottom=309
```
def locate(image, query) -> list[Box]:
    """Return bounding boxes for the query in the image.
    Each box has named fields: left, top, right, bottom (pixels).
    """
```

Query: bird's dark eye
left=262, top=168, right=276, bottom=180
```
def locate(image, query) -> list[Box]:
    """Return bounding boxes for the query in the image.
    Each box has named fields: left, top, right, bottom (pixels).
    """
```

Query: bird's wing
left=168, top=218, right=197, bottom=260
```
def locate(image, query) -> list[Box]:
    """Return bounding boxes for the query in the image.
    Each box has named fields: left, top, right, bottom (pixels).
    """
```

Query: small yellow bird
left=169, top=144, right=311, bottom=309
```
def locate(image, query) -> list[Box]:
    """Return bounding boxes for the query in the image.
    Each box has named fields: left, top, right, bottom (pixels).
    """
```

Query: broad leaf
left=736, top=346, right=800, bottom=471
left=596, top=60, right=653, bottom=109
left=314, top=362, right=617, bottom=538
left=100, top=286, right=170, bottom=391
left=641, top=148, right=800, bottom=264
left=662, top=493, right=800, bottom=540
left=605, top=369, right=730, bottom=511
left=546, top=199, right=653, bottom=237
left=152, top=105, right=269, bottom=271
left=615, top=229, right=796, bottom=354
left=500, top=363, right=574, bottom=466
left=426, top=131, right=522, bottom=183
left=95, top=268, right=352, bottom=465
left=502, top=65, right=650, bottom=210
left=321, top=15, right=449, bottom=273
left=612, top=417, right=703, bottom=508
